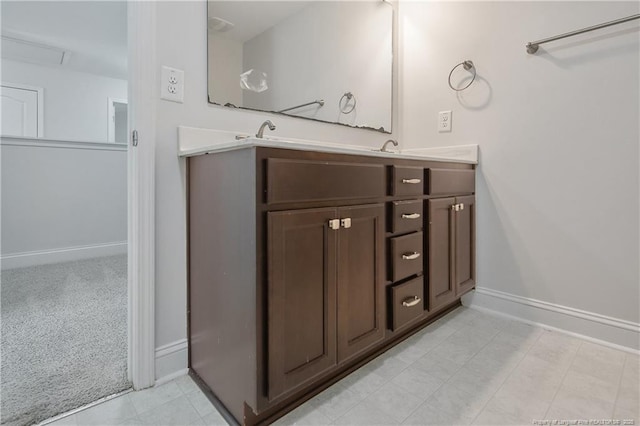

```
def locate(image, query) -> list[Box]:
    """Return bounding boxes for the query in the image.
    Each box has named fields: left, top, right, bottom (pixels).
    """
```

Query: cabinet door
left=337, top=204, right=385, bottom=364
left=267, top=208, right=338, bottom=400
left=455, top=195, right=475, bottom=295
left=427, top=198, right=457, bottom=311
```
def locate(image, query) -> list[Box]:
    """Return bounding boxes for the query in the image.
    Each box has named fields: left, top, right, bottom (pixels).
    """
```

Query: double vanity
left=180, top=127, right=477, bottom=425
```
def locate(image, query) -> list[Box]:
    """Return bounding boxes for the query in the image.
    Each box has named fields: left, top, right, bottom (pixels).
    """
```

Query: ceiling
left=1, top=1, right=127, bottom=80
left=208, top=1, right=312, bottom=42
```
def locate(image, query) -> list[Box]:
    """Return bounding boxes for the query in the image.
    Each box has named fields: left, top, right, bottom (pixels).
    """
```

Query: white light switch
left=438, top=110, right=452, bottom=133
left=161, top=66, right=184, bottom=103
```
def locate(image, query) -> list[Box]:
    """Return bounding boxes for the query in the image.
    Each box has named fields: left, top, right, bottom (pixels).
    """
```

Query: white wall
left=400, top=1, right=639, bottom=325
left=1, top=60, right=127, bottom=142
left=242, top=1, right=392, bottom=131
left=1, top=139, right=127, bottom=268
left=151, top=0, right=638, bottom=370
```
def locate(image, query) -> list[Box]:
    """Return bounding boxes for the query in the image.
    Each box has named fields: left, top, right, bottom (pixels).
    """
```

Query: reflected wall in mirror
left=207, top=1, right=393, bottom=133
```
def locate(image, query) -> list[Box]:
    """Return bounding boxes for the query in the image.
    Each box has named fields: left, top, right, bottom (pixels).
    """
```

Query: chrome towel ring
left=339, top=92, right=356, bottom=114
left=448, top=60, right=476, bottom=91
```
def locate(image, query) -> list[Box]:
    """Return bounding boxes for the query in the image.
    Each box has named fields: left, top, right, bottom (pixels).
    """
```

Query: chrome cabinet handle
left=459, top=203, right=464, bottom=210
left=401, top=213, right=421, bottom=219
left=341, top=218, right=351, bottom=229
left=402, top=296, right=421, bottom=307
left=401, top=178, right=421, bottom=184
left=328, top=219, right=340, bottom=230
left=402, top=252, right=420, bottom=260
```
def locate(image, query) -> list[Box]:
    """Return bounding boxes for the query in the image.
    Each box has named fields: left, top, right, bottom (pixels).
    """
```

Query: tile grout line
left=467, top=323, right=544, bottom=424
left=398, top=316, right=512, bottom=424
left=182, top=388, right=211, bottom=424
left=175, top=378, right=216, bottom=424
left=389, top=315, right=476, bottom=422
left=128, top=391, right=143, bottom=419
left=124, top=393, right=144, bottom=424
left=130, top=381, right=190, bottom=421
left=540, top=337, right=583, bottom=419
left=611, top=353, right=631, bottom=419
left=330, top=311, right=470, bottom=424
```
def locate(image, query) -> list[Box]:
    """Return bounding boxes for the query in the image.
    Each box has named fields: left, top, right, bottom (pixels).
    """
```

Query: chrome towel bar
left=526, top=14, right=640, bottom=54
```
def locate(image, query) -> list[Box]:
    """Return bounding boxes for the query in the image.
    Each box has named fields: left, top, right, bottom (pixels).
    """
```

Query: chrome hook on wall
left=448, top=60, right=476, bottom=91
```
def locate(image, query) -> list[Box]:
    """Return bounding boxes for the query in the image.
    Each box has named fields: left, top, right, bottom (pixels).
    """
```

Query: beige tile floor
left=44, top=307, right=640, bottom=426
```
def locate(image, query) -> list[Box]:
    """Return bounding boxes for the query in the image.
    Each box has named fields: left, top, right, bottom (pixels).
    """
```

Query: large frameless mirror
left=207, top=0, right=393, bottom=133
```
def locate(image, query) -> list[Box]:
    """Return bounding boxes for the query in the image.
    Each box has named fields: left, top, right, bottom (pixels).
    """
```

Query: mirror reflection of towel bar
left=278, top=100, right=324, bottom=113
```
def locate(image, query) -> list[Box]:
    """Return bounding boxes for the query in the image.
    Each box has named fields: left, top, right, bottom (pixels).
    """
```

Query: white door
left=1, top=84, right=42, bottom=137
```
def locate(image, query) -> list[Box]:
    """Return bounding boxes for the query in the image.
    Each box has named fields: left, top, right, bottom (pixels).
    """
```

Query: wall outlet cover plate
left=438, top=110, right=452, bottom=133
left=161, top=66, right=184, bottom=103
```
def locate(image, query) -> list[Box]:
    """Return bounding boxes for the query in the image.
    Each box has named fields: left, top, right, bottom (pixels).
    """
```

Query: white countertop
left=178, top=126, right=478, bottom=164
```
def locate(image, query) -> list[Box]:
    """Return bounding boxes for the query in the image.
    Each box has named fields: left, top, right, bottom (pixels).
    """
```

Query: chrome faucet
left=380, top=139, right=398, bottom=152
left=256, top=120, right=276, bottom=138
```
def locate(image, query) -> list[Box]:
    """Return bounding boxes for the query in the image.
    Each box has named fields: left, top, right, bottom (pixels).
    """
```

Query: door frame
left=127, top=1, right=157, bottom=390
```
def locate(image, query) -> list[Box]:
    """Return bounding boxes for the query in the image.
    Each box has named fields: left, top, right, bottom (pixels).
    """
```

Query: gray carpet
left=1, top=255, right=131, bottom=426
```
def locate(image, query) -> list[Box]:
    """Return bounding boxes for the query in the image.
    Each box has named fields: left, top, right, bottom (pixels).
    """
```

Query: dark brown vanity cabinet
left=426, top=172, right=476, bottom=312
left=336, top=204, right=386, bottom=364
left=427, top=198, right=457, bottom=310
left=267, top=207, right=338, bottom=401
left=188, top=147, right=475, bottom=425
left=455, top=195, right=476, bottom=296
left=267, top=204, right=385, bottom=400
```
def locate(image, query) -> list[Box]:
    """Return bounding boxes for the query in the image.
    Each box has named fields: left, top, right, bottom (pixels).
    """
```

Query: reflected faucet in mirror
left=256, top=120, right=276, bottom=138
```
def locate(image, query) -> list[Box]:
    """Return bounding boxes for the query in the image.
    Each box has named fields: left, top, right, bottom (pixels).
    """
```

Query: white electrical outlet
left=161, top=66, right=184, bottom=103
left=438, top=110, right=452, bottom=133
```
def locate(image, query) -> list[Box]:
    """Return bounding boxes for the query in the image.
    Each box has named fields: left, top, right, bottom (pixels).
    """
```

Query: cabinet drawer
left=267, top=158, right=385, bottom=204
left=426, top=168, right=475, bottom=196
left=390, top=231, right=423, bottom=282
left=391, top=200, right=423, bottom=234
left=389, top=277, right=424, bottom=330
left=392, top=166, right=424, bottom=197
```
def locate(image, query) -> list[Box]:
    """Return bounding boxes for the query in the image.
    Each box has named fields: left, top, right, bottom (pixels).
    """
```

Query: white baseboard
left=462, top=287, right=640, bottom=353
left=155, top=339, right=188, bottom=384
left=1, top=241, right=127, bottom=269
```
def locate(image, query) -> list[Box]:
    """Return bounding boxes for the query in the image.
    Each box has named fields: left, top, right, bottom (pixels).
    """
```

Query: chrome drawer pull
left=402, top=296, right=421, bottom=307
left=401, top=178, right=421, bottom=184
left=402, top=252, right=420, bottom=260
left=328, top=219, right=340, bottom=230
left=401, top=213, right=421, bottom=219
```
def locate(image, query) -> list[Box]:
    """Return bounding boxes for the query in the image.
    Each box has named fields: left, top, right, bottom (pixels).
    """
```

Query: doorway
left=0, top=1, right=156, bottom=425
left=108, top=98, right=129, bottom=144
